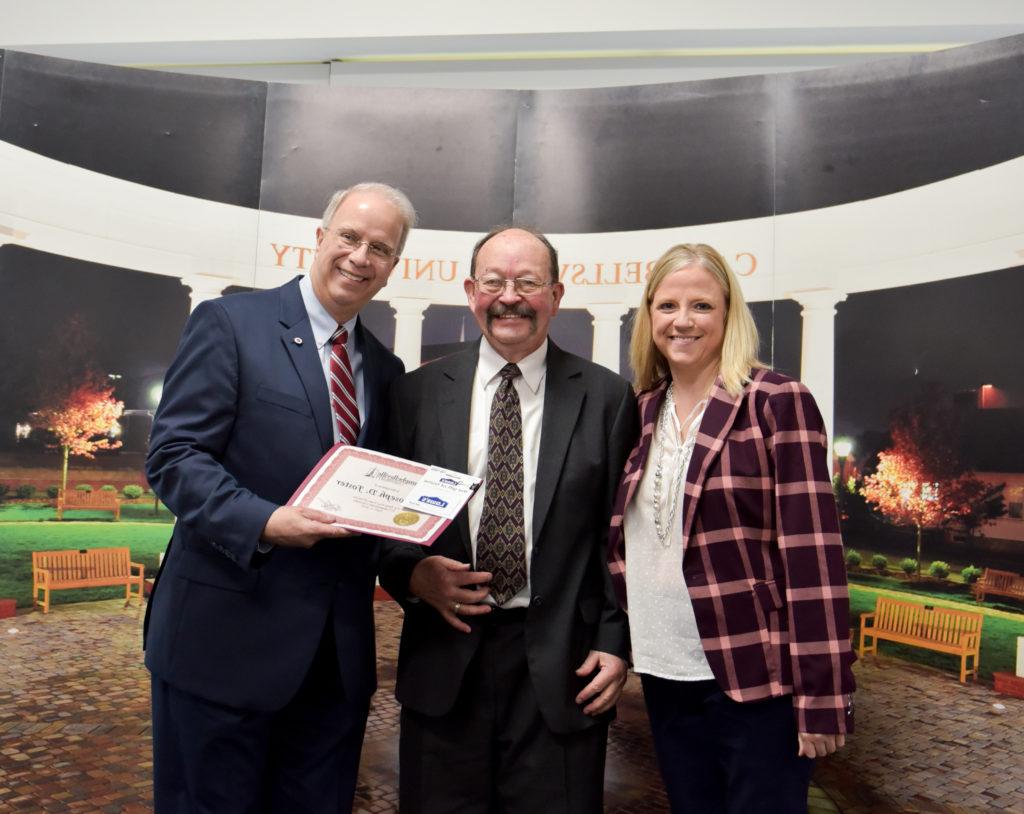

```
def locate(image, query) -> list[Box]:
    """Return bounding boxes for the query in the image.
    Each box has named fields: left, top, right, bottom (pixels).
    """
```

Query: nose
left=497, top=280, right=522, bottom=303
left=673, top=309, right=694, bottom=329
left=348, top=241, right=372, bottom=265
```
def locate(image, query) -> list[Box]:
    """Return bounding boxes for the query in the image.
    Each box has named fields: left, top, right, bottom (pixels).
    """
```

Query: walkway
left=1, top=599, right=1021, bottom=812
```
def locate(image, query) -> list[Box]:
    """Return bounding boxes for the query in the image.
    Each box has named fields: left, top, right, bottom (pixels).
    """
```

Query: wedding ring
left=453, top=602, right=462, bottom=613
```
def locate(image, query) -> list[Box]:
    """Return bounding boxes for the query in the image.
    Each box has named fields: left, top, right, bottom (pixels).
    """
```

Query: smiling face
left=309, top=190, right=405, bottom=324
left=464, top=229, right=564, bottom=362
left=649, top=263, right=727, bottom=383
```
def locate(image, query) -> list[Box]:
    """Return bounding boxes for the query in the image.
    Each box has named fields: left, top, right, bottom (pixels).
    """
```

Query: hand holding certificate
left=288, top=445, right=481, bottom=545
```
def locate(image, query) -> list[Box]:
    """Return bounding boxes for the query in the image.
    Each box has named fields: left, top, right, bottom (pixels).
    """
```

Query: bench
left=858, top=596, right=983, bottom=683
left=32, top=547, right=145, bottom=614
left=973, top=568, right=1024, bottom=604
left=56, top=488, right=121, bottom=521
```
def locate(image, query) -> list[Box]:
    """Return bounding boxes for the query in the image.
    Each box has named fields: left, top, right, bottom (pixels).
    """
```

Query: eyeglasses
left=326, top=229, right=397, bottom=261
left=474, top=276, right=553, bottom=296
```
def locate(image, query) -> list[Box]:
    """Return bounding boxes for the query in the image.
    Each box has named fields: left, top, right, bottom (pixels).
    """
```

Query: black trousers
left=151, top=621, right=368, bottom=814
left=641, top=675, right=815, bottom=814
left=399, top=610, right=608, bottom=814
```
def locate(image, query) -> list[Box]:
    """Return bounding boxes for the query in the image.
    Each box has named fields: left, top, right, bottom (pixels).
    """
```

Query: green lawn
left=0, top=502, right=174, bottom=524
left=0, top=521, right=173, bottom=608
left=849, top=584, right=1024, bottom=681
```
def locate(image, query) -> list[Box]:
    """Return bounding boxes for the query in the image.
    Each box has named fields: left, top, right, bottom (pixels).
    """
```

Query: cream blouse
left=623, top=394, right=714, bottom=681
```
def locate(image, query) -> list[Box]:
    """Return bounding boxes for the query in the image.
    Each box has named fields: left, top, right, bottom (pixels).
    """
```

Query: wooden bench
left=55, top=488, right=121, bottom=520
left=858, top=596, right=983, bottom=683
left=32, top=548, right=144, bottom=613
left=973, top=568, right=1024, bottom=603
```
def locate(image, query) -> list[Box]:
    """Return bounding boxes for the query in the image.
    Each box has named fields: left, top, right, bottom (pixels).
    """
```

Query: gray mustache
left=487, top=304, right=536, bottom=319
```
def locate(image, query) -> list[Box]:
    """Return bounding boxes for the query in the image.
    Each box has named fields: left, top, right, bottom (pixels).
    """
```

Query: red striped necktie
left=329, top=326, right=360, bottom=446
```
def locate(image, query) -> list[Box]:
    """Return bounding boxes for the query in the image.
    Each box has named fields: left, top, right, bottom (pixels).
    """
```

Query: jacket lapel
left=533, top=343, right=584, bottom=544
left=278, top=279, right=334, bottom=452
left=679, top=375, right=745, bottom=548
left=436, top=347, right=478, bottom=557
left=617, top=381, right=667, bottom=518
left=354, top=318, right=379, bottom=448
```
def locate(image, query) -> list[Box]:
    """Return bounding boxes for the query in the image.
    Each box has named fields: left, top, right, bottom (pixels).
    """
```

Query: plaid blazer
left=607, top=369, right=855, bottom=734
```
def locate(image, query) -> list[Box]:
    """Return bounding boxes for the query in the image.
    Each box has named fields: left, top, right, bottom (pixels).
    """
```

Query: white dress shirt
left=466, top=338, right=547, bottom=609
left=299, top=275, right=365, bottom=443
left=623, top=397, right=714, bottom=680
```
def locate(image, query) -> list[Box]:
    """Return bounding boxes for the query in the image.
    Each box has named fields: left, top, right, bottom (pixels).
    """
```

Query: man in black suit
left=144, top=182, right=414, bottom=813
left=380, top=226, right=639, bottom=813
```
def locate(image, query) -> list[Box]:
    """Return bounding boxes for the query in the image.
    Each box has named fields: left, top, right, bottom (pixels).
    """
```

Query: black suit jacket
left=379, top=341, right=638, bottom=734
left=144, top=277, right=404, bottom=712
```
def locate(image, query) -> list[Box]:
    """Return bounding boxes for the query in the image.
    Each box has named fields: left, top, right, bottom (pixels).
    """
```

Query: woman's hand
left=797, top=731, right=845, bottom=758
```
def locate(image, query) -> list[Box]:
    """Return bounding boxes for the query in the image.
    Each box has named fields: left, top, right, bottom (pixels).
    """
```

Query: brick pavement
left=2, top=598, right=1020, bottom=813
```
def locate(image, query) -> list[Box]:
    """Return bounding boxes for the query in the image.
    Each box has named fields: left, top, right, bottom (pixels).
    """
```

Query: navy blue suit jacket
left=144, top=277, right=403, bottom=712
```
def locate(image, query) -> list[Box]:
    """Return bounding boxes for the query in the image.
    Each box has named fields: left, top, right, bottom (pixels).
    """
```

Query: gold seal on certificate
left=288, top=445, right=481, bottom=545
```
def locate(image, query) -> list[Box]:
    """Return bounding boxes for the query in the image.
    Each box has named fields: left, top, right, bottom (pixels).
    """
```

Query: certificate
left=288, top=445, right=481, bottom=545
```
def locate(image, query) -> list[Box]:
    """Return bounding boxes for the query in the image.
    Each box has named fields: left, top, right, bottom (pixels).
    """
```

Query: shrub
left=928, top=561, right=951, bottom=579
left=16, top=484, right=35, bottom=499
left=46, top=485, right=60, bottom=499
left=961, top=565, right=983, bottom=585
left=871, top=554, right=889, bottom=573
left=844, top=549, right=861, bottom=568
left=0, top=484, right=8, bottom=502
left=75, top=484, right=93, bottom=493
left=900, top=558, right=918, bottom=575
left=100, top=484, right=117, bottom=492
left=123, top=484, right=144, bottom=499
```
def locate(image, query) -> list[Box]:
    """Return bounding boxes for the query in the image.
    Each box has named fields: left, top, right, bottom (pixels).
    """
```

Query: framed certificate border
left=289, top=445, right=466, bottom=545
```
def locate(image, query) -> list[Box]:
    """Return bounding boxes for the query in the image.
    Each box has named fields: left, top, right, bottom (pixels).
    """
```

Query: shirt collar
left=299, top=275, right=357, bottom=349
left=478, top=337, right=547, bottom=395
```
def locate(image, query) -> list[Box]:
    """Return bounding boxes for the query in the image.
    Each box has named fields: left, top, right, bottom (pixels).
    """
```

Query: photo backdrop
left=0, top=35, right=1022, bottom=563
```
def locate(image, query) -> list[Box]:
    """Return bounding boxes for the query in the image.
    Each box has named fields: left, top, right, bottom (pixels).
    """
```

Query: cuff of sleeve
left=379, top=544, right=427, bottom=606
left=243, top=499, right=280, bottom=568
left=794, top=694, right=854, bottom=735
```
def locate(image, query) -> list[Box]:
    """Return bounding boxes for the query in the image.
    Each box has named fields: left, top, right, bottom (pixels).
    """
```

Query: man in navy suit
left=144, top=182, right=415, bottom=813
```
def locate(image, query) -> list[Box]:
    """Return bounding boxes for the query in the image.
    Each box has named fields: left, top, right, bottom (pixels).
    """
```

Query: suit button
left=531, top=595, right=543, bottom=607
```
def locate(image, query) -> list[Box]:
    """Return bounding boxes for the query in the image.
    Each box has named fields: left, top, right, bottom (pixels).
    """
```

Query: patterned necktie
left=476, top=363, right=527, bottom=605
left=329, top=327, right=360, bottom=446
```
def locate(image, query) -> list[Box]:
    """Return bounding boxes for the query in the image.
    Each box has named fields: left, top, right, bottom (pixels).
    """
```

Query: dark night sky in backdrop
left=834, top=264, right=1024, bottom=440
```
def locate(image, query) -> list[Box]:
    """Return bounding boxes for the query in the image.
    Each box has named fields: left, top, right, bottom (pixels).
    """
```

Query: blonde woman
left=607, top=244, right=855, bottom=813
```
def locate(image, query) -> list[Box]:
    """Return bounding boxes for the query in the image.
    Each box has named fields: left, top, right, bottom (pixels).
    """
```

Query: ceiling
left=3, top=1, right=1024, bottom=88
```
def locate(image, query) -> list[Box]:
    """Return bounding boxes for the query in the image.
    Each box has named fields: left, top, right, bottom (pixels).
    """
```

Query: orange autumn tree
left=35, top=383, right=125, bottom=493
left=864, top=387, right=1007, bottom=571
left=860, top=447, right=944, bottom=577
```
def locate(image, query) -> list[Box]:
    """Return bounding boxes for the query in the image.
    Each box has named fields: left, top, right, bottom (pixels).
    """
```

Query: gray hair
left=321, top=182, right=418, bottom=255
left=470, top=225, right=560, bottom=283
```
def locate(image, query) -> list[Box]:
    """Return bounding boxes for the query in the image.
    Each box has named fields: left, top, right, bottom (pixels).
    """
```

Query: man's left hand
left=797, top=732, right=846, bottom=758
left=574, top=650, right=628, bottom=715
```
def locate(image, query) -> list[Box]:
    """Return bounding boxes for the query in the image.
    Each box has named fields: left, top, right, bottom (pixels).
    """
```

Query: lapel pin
left=293, top=337, right=303, bottom=345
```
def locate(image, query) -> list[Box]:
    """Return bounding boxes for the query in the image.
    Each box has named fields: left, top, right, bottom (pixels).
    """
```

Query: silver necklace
left=652, top=384, right=706, bottom=548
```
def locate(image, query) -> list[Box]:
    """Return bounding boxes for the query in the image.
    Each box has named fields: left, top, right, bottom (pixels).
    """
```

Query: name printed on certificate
left=288, top=445, right=481, bottom=545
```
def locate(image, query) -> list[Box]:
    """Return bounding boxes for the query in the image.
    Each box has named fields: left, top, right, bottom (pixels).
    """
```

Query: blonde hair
left=630, top=243, right=763, bottom=395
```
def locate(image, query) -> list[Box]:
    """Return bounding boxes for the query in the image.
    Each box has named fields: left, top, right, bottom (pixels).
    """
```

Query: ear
left=549, top=281, right=566, bottom=316
left=464, top=277, right=477, bottom=305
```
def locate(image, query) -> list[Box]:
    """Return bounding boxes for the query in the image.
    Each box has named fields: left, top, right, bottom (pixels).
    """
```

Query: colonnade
left=179, top=279, right=846, bottom=450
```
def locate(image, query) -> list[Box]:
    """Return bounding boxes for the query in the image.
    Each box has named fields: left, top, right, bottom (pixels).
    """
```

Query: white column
left=787, top=288, right=847, bottom=463
left=587, top=302, right=631, bottom=373
left=180, top=274, right=231, bottom=311
left=389, top=297, right=430, bottom=371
